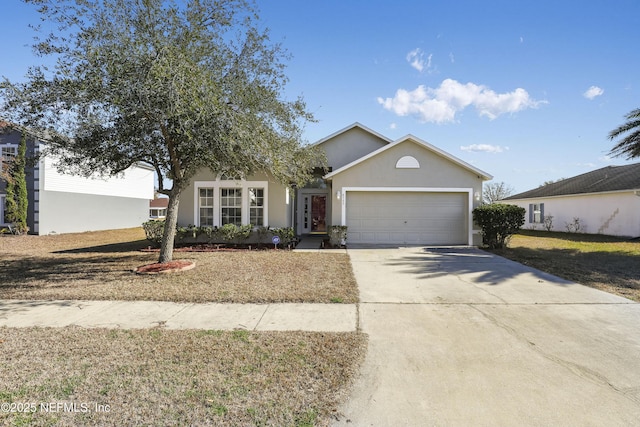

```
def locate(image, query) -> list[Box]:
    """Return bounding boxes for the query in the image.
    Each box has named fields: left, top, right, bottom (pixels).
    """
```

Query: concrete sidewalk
left=0, top=300, right=357, bottom=332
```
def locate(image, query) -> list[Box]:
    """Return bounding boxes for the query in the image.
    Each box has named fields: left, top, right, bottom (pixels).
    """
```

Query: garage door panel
left=346, top=192, right=467, bottom=245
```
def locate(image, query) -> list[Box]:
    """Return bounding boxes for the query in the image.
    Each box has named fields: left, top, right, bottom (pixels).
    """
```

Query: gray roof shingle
left=504, top=163, right=640, bottom=200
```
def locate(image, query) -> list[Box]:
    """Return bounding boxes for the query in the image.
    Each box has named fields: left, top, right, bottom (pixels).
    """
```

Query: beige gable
left=316, top=124, right=390, bottom=171
left=328, top=138, right=485, bottom=189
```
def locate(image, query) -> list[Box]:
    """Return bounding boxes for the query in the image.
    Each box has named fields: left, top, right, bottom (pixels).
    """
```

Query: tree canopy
left=482, top=181, right=514, bottom=205
left=1, top=0, right=323, bottom=262
left=608, top=108, right=640, bottom=159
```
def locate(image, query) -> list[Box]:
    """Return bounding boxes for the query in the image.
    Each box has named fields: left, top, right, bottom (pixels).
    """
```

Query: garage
left=345, top=191, right=468, bottom=245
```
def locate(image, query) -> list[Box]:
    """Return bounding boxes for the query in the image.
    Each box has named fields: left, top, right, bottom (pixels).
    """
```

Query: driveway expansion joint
left=469, top=303, right=640, bottom=405
left=253, top=304, right=270, bottom=331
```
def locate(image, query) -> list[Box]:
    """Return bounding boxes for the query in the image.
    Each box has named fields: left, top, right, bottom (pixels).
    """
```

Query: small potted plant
left=329, top=226, right=348, bottom=248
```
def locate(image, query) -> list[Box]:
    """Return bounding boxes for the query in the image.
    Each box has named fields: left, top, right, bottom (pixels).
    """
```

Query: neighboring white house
left=502, top=163, right=640, bottom=238
left=1, top=122, right=155, bottom=234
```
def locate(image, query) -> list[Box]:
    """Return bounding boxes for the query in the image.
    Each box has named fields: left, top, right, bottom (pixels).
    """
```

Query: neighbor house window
left=199, top=188, right=214, bottom=226
left=1, top=145, right=17, bottom=172
left=221, top=188, right=242, bottom=225
left=0, top=194, right=6, bottom=225
left=529, top=203, right=544, bottom=223
left=149, top=208, right=167, bottom=218
left=249, top=188, right=264, bottom=226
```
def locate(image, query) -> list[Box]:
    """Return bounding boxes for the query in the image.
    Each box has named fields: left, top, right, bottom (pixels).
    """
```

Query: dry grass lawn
left=0, top=327, right=367, bottom=426
left=0, top=228, right=366, bottom=426
left=491, top=230, right=640, bottom=302
left=0, top=228, right=358, bottom=303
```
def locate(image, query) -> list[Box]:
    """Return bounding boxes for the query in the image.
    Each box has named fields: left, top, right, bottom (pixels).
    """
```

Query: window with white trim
left=1, top=145, right=17, bottom=172
left=221, top=188, right=242, bottom=226
left=249, top=188, right=264, bottom=226
left=199, top=188, right=215, bottom=226
left=194, top=179, right=268, bottom=227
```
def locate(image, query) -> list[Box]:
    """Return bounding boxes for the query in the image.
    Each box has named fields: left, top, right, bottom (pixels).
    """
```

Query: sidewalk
left=0, top=300, right=357, bottom=332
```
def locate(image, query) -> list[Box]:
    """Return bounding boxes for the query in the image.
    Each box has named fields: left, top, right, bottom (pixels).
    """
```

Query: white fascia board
left=401, top=135, right=493, bottom=181
left=311, top=122, right=393, bottom=147
left=504, top=188, right=640, bottom=202
left=325, top=135, right=493, bottom=181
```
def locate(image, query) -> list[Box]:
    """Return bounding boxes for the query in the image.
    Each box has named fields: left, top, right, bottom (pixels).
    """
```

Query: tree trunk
left=158, top=191, right=181, bottom=263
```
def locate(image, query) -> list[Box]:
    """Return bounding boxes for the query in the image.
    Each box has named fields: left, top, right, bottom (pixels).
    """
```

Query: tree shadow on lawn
left=491, top=246, right=640, bottom=293
left=517, top=229, right=638, bottom=244
left=384, top=247, right=578, bottom=287
left=52, top=239, right=151, bottom=254
left=0, top=299, right=81, bottom=315
left=0, top=253, right=153, bottom=290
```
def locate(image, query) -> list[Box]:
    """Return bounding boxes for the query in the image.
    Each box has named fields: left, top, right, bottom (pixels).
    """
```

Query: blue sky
left=2, top=0, right=639, bottom=193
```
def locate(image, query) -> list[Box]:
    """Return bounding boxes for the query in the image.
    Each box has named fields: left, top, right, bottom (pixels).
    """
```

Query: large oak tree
left=0, top=0, right=322, bottom=262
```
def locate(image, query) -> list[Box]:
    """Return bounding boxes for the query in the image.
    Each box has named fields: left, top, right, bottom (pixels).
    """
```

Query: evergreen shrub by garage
left=472, top=204, right=525, bottom=249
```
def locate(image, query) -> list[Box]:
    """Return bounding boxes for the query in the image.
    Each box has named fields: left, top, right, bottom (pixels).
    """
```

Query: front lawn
left=0, top=228, right=366, bottom=426
left=0, top=327, right=367, bottom=426
left=491, top=230, right=640, bottom=302
left=0, top=228, right=358, bottom=304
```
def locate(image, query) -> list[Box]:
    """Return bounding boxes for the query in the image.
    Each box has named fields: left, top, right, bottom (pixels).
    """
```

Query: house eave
left=311, top=122, right=394, bottom=148
left=503, top=188, right=640, bottom=202
left=324, top=134, right=493, bottom=181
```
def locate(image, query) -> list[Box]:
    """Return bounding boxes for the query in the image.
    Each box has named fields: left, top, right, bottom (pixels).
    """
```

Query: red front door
left=311, top=195, right=327, bottom=233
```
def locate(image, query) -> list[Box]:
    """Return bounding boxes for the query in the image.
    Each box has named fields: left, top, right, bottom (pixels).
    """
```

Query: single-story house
left=502, top=163, right=640, bottom=237
left=150, top=197, right=169, bottom=219
left=177, top=123, right=492, bottom=245
left=0, top=122, right=154, bottom=234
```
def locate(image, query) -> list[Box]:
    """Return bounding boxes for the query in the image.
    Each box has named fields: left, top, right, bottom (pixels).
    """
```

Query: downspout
left=291, top=184, right=298, bottom=239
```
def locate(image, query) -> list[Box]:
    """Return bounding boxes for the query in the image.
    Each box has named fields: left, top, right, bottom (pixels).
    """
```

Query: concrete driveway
left=334, top=247, right=640, bottom=426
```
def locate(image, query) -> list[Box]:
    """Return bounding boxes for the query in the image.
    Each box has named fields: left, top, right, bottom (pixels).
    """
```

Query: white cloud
left=460, top=144, right=506, bottom=153
left=377, top=79, right=544, bottom=123
left=389, top=123, right=397, bottom=130
left=599, top=155, right=614, bottom=163
left=583, top=85, right=604, bottom=100
left=449, top=52, right=455, bottom=63
left=406, top=48, right=432, bottom=73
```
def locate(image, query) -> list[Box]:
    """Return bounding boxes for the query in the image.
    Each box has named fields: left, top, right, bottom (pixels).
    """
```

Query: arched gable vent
left=395, top=155, right=420, bottom=169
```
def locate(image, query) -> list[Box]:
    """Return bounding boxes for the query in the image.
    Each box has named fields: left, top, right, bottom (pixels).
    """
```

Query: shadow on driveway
left=385, top=247, right=575, bottom=287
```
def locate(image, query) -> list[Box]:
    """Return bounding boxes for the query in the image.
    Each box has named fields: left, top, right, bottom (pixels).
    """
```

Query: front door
left=301, top=194, right=327, bottom=234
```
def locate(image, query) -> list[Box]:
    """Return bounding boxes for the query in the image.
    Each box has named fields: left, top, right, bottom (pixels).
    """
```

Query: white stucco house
left=0, top=122, right=155, bottom=234
left=502, top=163, right=640, bottom=238
left=178, top=123, right=493, bottom=245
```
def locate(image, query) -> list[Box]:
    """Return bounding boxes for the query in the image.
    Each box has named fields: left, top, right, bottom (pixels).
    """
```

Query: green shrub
left=472, top=204, right=525, bottom=249
left=176, top=224, right=198, bottom=241
left=255, top=226, right=269, bottom=242
left=235, top=224, right=252, bottom=242
left=4, top=132, right=28, bottom=234
left=329, top=225, right=348, bottom=247
left=200, top=226, right=219, bottom=243
left=271, top=227, right=295, bottom=248
left=219, top=223, right=239, bottom=242
left=142, top=220, right=165, bottom=247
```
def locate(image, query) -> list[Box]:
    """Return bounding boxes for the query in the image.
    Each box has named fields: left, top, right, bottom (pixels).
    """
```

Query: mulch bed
left=140, top=243, right=289, bottom=252
left=134, top=260, right=196, bottom=274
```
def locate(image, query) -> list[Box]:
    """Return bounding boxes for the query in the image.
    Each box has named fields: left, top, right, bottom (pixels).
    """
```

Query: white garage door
left=346, top=192, right=468, bottom=245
